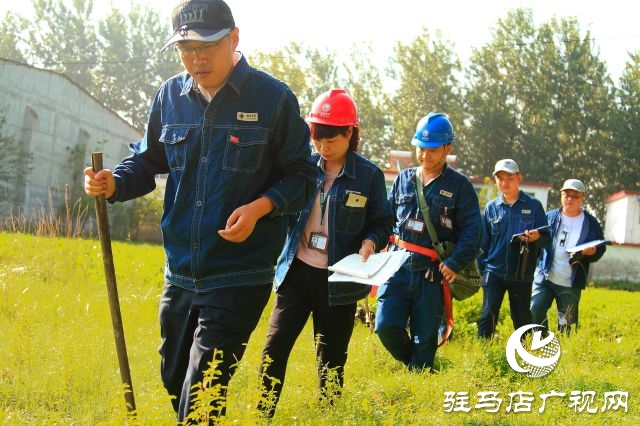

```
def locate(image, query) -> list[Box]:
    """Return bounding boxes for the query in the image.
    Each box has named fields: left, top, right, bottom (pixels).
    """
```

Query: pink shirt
left=296, top=171, right=338, bottom=269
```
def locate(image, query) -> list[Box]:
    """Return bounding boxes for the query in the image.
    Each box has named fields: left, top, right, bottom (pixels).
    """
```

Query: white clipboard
left=328, top=252, right=391, bottom=278
left=566, top=239, right=608, bottom=253
left=328, top=250, right=410, bottom=286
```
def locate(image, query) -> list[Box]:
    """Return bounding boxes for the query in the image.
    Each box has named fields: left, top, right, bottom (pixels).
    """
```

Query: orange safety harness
left=389, top=235, right=454, bottom=346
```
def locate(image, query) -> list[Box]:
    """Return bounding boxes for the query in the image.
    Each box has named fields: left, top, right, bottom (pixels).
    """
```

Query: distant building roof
left=605, top=190, right=640, bottom=203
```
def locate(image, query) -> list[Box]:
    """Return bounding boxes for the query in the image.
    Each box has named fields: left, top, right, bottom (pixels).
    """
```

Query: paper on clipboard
left=566, top=239, right=608, bottom=253
left=328, top=250, right=410, bottom=286
left=328, top=252, right=391, bottom=278
left=511, top=225, right=550, bottom=243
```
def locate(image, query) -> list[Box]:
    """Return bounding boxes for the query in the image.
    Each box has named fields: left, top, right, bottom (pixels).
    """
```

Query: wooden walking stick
left=91, top=152, right=137, bottom=415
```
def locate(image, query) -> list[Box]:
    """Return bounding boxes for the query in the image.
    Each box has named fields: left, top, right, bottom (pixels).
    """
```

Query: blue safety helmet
left=411, top=112, right=456, bottom=148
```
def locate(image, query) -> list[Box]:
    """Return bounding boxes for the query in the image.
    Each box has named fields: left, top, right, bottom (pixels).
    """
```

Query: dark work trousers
left=477, top=272, right=532, bottom=339
left=158, top=282, right=271, bottom=423
left=258, top=257, right=357, bottom=418
left=374, top=264, right=444, bottom=372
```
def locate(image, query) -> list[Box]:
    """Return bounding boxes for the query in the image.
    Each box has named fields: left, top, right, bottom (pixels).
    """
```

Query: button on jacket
left=534, top=208, right=606, bottom=289
left=478, top=190, right=549, bottom=282
left=274, top=151, right=393, bottom=306
left=387, top=166, right=481, bottom=273
left=109, top=54, right=317, bottom=291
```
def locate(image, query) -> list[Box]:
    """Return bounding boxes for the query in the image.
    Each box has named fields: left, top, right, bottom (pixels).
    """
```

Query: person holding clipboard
left=374, top=113, right=481, bottom=372
left=257, top=89, right=392, bottom=418
left=476, top=159, right=550, bottom=339
left=531, top=179, right=607, bottom=334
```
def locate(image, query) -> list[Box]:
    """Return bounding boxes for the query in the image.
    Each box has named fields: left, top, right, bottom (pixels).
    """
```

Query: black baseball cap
left=161, top=0, right=235, bottom=52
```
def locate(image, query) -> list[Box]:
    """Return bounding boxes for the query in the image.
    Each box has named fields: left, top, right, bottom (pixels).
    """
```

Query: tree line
left=1, top=0, right=638, bottom=221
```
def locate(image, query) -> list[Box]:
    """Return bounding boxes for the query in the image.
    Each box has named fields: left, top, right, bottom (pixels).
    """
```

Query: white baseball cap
left=493, top=159, right=519, bottom=176
left=560, top=179, right=585, bottom=193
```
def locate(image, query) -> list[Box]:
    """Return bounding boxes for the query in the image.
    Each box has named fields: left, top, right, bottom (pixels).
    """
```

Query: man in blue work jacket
left=83, top=0, right=317, bottom=421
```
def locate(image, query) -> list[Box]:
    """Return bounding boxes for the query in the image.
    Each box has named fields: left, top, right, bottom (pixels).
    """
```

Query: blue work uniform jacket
left=274, top=151, right=393, bottom=306
left=387, top=166, right=481, bottom=273
left=108, top=53, right=317, bottom=291
left=478, top=190, right=549, bottom=282
left=534, top=208, right=606, bottom=289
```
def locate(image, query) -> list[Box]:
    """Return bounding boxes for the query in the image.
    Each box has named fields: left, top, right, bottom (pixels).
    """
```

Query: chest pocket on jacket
left=223, top=127, right=268, bottom=173
left=430, top=194, right=455, bottom=218
left=159, top=126, right=190, bottom=170
left=395, top=193, right=417, bottom=222
left=517, top=216, right=536, bottom=234
left=335, top=202, right=366, bottom=235
left=489, top=215, right=506, bottom=236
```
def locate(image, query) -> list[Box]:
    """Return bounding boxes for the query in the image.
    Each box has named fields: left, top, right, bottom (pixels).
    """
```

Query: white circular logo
left=505, top=324, right=561, bottom=378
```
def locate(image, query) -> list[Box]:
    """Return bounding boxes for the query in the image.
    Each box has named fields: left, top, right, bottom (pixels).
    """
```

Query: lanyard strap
left=320, top=177, right=336, bottom=226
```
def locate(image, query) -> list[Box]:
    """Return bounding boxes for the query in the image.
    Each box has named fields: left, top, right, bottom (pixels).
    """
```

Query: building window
left=14, top=107, right=39, bottom=206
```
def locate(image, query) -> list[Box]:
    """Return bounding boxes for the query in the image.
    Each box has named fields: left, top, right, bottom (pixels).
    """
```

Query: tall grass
left=1, top=232, right=638, bottom=425
left=0, top=184, right=90, bottom=238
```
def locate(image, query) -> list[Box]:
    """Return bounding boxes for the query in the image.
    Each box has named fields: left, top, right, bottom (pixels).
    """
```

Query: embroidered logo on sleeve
left=237, top=112, right=258, bottom=121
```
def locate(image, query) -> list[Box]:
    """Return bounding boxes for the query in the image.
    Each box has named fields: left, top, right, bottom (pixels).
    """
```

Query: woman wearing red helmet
left=257, top=89, right=393, bottom=418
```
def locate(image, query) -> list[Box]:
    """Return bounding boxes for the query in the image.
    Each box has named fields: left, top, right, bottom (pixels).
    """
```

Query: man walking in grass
left=84, top=0, right=316, bottom=421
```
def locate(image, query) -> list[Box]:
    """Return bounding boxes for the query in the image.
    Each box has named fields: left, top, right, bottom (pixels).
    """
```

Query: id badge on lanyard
left=406, top=217, right=425, bottom=233
left=308, top=231, right=328, bottom=253
left=440, top=207, right=453, bottom=230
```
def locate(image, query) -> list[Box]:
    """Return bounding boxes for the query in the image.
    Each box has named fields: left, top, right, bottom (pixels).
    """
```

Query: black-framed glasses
left=175, top=33, right=230, bottom=57
left=561, top=191, right=583, bottom=199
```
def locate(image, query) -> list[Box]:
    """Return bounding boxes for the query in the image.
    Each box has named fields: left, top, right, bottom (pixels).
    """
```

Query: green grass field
left=1, top=232, right=638, bottom=425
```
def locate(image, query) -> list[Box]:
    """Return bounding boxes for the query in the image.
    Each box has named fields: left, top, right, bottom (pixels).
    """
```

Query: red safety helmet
left=307, top=89, right=358, bottom=127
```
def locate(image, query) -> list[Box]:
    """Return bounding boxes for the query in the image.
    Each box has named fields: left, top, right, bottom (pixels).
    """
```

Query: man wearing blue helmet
left=375, top=113, right=481, bottom=371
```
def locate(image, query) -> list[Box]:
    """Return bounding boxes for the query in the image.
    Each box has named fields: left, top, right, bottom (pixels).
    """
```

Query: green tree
left=344, top=43, right=390, bottom=167
left=613, top=52, right=640, bottom=192
left=386, top=28, right=463, bottom=156
left=96, top=5, right=181, bottom=130
left=464, top=9, right=616, bottom=218
left=24, top=0, right=99, bottom=90
left=249, top=43, right=315, bottom=112
left=0, top=12, right=28, bottom=63
left=250, top=43, right=339, bottom=116
left=3, top=0, right=181, bottom=132
left=250, top=42, right=389, bottom=168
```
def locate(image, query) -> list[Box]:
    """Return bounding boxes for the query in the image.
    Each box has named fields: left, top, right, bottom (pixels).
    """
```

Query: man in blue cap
left=374, top=113, right=481, bottom=371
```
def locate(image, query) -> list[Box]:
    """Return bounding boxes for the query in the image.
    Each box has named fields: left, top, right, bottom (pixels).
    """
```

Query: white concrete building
left=604, top=190, right=640, bottom=245
left=0, top=58, right=141, bottom=217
